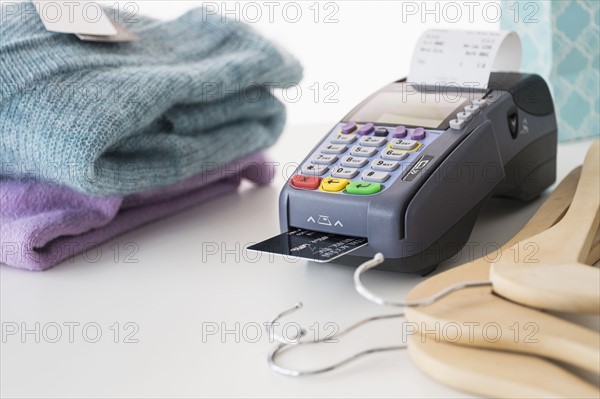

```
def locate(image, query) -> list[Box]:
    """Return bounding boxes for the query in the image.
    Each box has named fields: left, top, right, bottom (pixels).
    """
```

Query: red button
left=290, top=175, right=321, bottom=190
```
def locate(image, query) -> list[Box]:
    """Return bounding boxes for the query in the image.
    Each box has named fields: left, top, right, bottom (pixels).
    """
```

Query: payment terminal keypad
left=290, top=122, right=443, bottom=195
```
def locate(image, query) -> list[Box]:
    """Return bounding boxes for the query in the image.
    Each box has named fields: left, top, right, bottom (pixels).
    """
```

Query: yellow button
left=320, top=177, right=350, bottom=192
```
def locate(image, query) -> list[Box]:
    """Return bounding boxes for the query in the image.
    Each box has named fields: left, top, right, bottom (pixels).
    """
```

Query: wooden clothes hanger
left=408, top=334, right=600, bottom=399
left=400, top=165, right=600, bottom=373
left=399, top=163, right=599, bottom=396
left=347, top=161, right=599, bottom=386
left=490, top=140, right=600, bottom=313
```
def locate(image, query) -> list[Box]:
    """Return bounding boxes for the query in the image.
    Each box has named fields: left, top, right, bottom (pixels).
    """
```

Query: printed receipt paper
left=408, top=29, right=522, bottom=88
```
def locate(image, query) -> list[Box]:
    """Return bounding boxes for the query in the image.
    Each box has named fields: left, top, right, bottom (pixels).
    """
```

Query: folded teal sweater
left=0, top=4, right=302, bottom=195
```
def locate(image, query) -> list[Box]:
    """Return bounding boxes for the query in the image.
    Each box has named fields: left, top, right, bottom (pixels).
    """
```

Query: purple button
left=393, top=126, right=407, bottom=138
left=341, top=122, right=357, bottom=134
left=357, top=123, right=375, bottom=135
left=411, top=127, right=426, bottom=140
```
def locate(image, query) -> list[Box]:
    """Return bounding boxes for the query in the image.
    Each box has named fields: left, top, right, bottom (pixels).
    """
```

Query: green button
left=345, top=181, right=382, bottom=195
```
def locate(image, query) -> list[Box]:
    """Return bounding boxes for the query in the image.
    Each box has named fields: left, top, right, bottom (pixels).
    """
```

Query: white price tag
left=32, top=1, right=118, bottom=36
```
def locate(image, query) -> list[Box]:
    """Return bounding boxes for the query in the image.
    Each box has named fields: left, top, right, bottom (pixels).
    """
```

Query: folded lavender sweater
left=0, top=152, right=273, bottom=271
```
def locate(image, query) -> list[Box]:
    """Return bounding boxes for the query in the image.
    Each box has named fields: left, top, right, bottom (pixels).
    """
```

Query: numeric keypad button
left=380, top=149, right=409, bottom=161
left=390, top=139, right=418, bottom=151
left=331, top=134, right=357, bottom=144
left=311, top=154, right=338, bottom=164
left=370, top=159, right=399, bottom=171
left=359, top=136, right=387, bottom=147
left=331, top=167, right=359, bottom=179
left=340, top=156, right=368, bottom=168
left=362, top=170, right=390, bottom=183
left=321, top=144, right=348, bottom=154
left=301, top=164, right=329, bottom=176
left=350, top=146, right=377, bottom=157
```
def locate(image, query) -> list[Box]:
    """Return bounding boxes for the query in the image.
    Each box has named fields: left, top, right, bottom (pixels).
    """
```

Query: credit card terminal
left=254, top=72, right=557, bottom=274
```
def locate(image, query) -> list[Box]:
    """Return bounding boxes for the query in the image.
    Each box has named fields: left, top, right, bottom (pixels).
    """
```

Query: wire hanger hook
left=354, top=253, right=492, bottom=307
left=265, top=302, right=307, bottom=345
left=265, top=302, right=406, bottom=376
left=266, top=253, right=492, bottom=377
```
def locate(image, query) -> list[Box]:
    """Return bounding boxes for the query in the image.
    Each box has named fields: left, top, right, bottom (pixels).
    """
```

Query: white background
left=100, top=0, right=502, bottom=126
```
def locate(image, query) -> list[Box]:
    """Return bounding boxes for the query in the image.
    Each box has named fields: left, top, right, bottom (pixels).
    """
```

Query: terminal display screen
left=346, top=84, right=477, bottom=128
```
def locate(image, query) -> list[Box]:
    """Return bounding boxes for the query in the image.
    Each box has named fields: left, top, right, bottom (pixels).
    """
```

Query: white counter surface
left=1, top=126, right=597, bottom=398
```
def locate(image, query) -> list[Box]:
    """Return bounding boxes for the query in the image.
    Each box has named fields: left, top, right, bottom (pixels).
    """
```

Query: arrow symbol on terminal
left=307, top=216, right=316, bottom=223
left=334, top=220, right=343, bottom=227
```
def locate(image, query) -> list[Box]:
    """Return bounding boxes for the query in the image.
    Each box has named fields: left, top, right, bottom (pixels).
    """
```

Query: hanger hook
left=354, top=253, right=493, bottom=307
left=265, top=301, right=406, bottom=376
left=265, top=302, right=307, bottom=345
left=266, top=253, right=492, bottom=377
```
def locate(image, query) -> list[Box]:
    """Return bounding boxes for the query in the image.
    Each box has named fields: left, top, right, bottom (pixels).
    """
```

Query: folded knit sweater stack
left=0, top=4, right=303, bottom=271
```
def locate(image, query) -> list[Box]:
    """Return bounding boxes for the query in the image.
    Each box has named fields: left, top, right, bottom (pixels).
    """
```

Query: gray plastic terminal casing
left=279, top=73, right=557, bottom=273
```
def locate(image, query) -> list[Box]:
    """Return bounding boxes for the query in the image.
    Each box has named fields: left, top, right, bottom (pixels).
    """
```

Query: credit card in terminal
left=247, top=228, right=368, bottom=263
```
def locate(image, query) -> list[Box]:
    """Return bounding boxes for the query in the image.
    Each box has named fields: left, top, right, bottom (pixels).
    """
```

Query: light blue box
left=501, top=0, right=599, bottom=141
